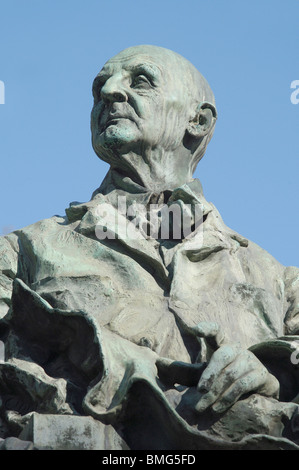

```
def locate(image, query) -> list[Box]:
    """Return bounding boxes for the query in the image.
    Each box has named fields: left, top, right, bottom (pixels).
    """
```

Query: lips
left=102, top=116, right=132, bottom=131
left=98, top=103, right=137, bottom=133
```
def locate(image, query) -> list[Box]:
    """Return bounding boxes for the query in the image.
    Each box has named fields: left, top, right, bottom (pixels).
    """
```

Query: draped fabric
left=1, top=172, right=299, bottom=449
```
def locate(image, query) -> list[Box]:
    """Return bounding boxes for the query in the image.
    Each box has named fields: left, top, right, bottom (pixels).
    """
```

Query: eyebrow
left=125, top=63, right=161, bottom=81
left=93, top=62, right=162, bottom=92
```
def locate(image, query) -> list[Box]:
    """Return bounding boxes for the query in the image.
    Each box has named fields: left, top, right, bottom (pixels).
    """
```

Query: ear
left=186, top=102, right=217, bottom=139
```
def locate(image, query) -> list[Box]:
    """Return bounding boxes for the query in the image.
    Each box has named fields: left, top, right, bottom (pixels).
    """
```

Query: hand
left=195, top=343, right=279, bottom=415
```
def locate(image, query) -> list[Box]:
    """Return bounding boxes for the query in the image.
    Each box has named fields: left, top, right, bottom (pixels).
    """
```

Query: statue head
left=91, top=45, right=217, bottom=191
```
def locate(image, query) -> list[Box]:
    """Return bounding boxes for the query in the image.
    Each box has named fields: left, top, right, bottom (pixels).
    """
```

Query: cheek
left=90, top=106, right=97, bottom=128
left=138, top=100, right=166, bottom=138
left=90, top=103, right=102, bottom=133
left=161, top=101, right=189, bottom=149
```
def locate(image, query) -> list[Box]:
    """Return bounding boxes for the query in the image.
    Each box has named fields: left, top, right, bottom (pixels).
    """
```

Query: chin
left=96, top=125, right=139, bottom=152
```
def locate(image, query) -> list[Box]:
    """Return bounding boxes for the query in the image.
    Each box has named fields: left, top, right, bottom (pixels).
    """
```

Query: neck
left=109, top=146, right=193, bottom=193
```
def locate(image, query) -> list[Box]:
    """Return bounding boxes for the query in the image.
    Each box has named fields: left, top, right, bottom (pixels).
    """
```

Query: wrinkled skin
left=196, top=343, right=279, bottom=414
left=90, top=45, right=216, bottom=192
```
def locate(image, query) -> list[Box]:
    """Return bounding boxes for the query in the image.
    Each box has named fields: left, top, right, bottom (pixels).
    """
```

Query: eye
left=131, top=74, right=151, bottom=89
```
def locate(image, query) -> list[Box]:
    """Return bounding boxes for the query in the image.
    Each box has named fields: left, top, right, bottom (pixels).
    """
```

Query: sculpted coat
left=1, top=46, right=299, bottom=450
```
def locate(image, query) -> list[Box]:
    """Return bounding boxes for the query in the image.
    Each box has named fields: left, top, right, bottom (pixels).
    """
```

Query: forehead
left=97, top=49, right=184, bottom=80
left=93, top=48, right=197, bottom=103
left=101, top=55, right=162, bottom=77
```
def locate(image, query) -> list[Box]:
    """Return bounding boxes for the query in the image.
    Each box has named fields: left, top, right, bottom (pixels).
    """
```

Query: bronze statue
left=1, top=46, right=299, bottom=450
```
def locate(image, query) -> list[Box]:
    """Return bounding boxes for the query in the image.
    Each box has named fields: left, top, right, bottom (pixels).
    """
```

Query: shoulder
left=207, top=202, right=285, bottom=273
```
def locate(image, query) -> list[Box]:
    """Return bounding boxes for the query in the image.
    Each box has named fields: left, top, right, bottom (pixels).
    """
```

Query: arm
left=195, top=267, right=299, bottom=415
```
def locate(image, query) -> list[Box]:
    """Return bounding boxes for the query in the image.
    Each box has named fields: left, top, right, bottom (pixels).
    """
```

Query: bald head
left=108, top=45, right=215, bottom=106
left=91, top=45, right=217, bottom=189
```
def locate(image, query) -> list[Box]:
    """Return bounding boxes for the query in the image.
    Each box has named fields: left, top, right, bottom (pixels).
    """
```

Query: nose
left=101, top=74, right=128, bottom=104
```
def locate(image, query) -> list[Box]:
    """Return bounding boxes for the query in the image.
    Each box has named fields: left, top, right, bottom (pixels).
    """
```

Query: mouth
left=101, top=116, right=134, bottom=132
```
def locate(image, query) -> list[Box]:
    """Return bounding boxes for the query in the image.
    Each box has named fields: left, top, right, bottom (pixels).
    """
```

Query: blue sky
left=0, top=0, right=298, bottom=267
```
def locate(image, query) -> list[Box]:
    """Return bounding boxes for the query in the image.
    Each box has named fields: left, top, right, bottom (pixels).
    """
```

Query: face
left=91, top=46, right=193, bottom=160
